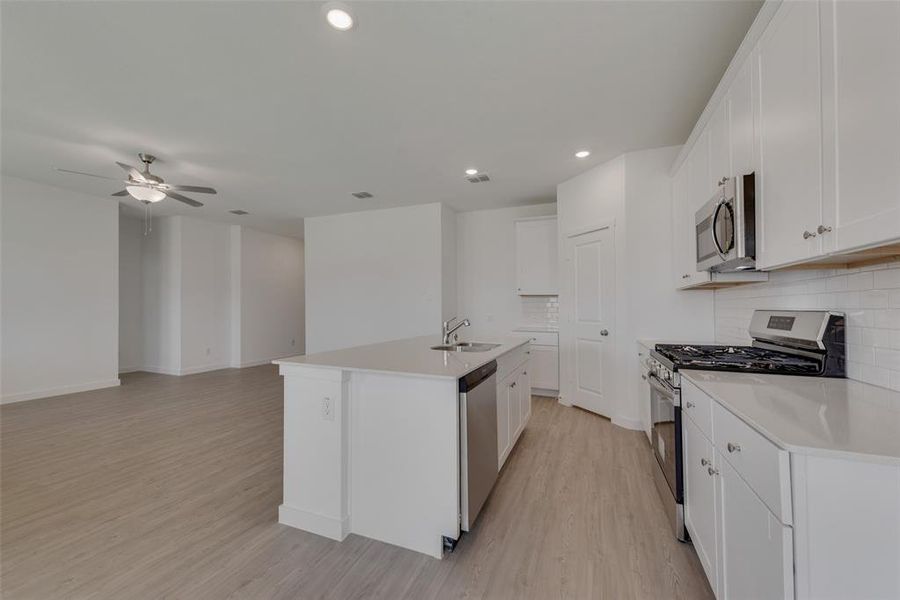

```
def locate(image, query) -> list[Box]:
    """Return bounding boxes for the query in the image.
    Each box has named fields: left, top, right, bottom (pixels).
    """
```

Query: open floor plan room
left=1, top=368, right=711, bottom=600
left=2, top=1, right=899, bottom=599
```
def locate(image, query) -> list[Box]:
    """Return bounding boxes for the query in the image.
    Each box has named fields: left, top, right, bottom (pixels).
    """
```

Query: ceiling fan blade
left=165, top=191, right=203, bottom=207
left=166, top=184, right=217, bottom=194
left=111, top=190, right=129, bottom=197
left=55, top=168, right=119, bottom=181
left=116, top=161, right=146, bottom=182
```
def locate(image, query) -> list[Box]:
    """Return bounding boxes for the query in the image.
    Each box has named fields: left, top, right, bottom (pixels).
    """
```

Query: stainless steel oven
left=695, top=173, right=756, bottom=272
left=648, top=371, right=685, bottom=541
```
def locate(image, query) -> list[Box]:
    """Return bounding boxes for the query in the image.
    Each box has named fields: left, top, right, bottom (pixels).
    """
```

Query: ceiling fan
left=55, top=153, right=216, bottom=207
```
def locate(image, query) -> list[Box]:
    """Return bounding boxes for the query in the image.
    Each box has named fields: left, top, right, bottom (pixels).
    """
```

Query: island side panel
left=350, top=372, right=459, bottom=559
left=278, top=364, right=351, bottom=541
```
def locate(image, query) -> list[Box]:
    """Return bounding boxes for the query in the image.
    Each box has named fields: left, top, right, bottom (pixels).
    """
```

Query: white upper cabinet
left=820, top=0, right=900, bottom=254
left=756, top=0, right=824, bottom=269
left=707, top=101, right=731, bottom=192
left=671, top=166, right=695, bottom=288
left=515, top=217, right=558, bottom=295
left=672, top=0, right=900, bottom=275
left=728, top=57, right=755, bottom=178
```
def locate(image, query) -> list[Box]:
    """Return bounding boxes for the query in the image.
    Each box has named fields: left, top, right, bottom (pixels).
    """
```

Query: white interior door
left=563, top=227, right=615, bottom=417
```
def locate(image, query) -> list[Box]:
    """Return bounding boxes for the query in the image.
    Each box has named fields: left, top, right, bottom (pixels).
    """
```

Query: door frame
left=558, top=221, right=616, bottom=412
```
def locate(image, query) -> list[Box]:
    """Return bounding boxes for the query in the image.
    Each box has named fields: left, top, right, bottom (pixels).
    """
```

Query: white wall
left=139, top=217, right=304, bottom=374
left=141, top=216, right=182, bottom=374
left=0, top=176, right=120, bottom=403
left=179, top=217, right=232, bottom=374
left=237, top=227, right=305, bottom=366
left=557, top=147, right=715, bottom=429
left=457, top=203, right=558, bottom=339
left=119, top=214, right=143, bottom=372
left=440, top=204, right=458, bottom=323
left=305, top=203, right=454, bottom=354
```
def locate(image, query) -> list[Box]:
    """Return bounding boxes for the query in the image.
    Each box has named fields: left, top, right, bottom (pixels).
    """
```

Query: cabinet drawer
left=517, top=331, right=558, bottom=347
left=497, top=344, right=529, bottom=382
left=682, top=379, right=713, bottom=440
left=713, top=402, right=792, bottom=524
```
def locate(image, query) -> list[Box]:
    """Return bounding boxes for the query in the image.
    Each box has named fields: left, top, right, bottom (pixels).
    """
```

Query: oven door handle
left=647, top=373, right=676, bottom=398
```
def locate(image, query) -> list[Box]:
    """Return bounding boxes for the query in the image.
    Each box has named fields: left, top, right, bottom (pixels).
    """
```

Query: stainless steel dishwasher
left=458, top=360, right=498, bottom=531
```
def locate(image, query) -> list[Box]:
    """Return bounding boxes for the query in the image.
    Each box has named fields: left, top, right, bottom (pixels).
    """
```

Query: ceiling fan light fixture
left=126, top=184, right=166, bottom=203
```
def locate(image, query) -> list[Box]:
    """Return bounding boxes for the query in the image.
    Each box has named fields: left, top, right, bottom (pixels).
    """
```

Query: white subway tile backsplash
left=520, top=295, right=559, bottom=327
left=715, top=262, right=900, bottom=390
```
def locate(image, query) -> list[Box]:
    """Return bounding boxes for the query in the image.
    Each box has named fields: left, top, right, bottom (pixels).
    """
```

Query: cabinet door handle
left=802, top=230, right=817, bottom=240
left=682, top=274, right=691, bottom=279
left=700, top=458, right=710, bottom=466
left=707, top=466, right=719, bottom=477
left=817, top=225, right=832, bottom=234
left=510, top=382, right=516, bottom=388
left=685, top=401, right=695, bottom=409
left=600, top=329, right=609, bottom=336
left=727, top=442, right=741, bottom=453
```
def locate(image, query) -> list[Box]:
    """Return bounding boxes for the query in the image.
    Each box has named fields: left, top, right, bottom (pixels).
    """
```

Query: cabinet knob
left=707, top=466, right=719, bottom=477
left=641, top=375, right=647, bottom=381
left=727, top=442, right=741, bottom=453
left=682, top=274, right=691, bottom=279
left=700, top=458, right=710, bottom=466
left=600, top=329, right=609, bottom=336
left=685, top=401, right=695, bottom=409
left=802, top=230, right=817, bottom=240
left=817, top=225, right=832, bottom=234
left=510, top=382, right=516, bottom=388
left=523, top=371, right=527, bottom=375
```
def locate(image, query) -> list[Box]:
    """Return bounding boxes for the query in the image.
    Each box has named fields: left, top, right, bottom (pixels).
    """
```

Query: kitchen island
left=273, top=335, right=531, bottom=558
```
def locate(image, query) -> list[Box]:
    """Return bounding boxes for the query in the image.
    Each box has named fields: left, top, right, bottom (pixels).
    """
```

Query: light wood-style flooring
left=1, top=365, right=712, bottom=599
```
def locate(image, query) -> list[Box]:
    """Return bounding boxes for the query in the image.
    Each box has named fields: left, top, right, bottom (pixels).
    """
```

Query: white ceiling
left=1, top=1, right=761, bottom=238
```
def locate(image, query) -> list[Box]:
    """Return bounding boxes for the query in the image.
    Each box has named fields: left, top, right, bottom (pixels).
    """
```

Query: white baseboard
left=278, top=504, right=350, bottom=541
left=1, top=378, right=121, bottom=404
left=139, top=364, right=230, bottom=376
left=612, top=415, right=644, bottom=431
left=532, top=387, right=559, bottom=398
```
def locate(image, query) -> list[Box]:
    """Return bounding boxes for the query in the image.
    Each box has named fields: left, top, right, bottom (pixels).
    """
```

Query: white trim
left=278, top=504, right=351, bottom=541
left=612, top=415, right=644, bottom=431
left=565, top=221, right=614, bottom=239
left=1, top=378, right=121, bottom=404
left=531, top=387, right=559, bottom=398
left=513, top=215, right=557, bottom=224
left=670, top=0, right=783, bottom=175
left=139, top=364, right=230, bottom=376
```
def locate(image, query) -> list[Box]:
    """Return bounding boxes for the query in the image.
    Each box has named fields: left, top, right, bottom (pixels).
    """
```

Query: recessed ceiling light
left=325, top=4, right=354, bottom=31
left=575, top=150, right=591, bottom=159
left=465, top=168, right=478, bottom=176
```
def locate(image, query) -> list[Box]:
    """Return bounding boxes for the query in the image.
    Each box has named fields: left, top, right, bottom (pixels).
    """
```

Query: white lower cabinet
left=718, top=456, right=794, bottom=600
left=682, top=378, right=793, bottom=599
left=529, top=345, right=558, bottom=391
left=683, top=415, right=719, bottom=593
left=497, top=347, right=531, bottom=469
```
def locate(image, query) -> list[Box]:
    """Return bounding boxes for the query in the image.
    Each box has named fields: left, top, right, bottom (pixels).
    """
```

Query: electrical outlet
left=321, top=397, right=334, bottom=421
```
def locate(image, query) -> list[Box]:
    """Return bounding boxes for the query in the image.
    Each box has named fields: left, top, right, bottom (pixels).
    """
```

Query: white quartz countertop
left=273, top=335, right=531, bottom=380
left=681, top=370, right=900, bottom=465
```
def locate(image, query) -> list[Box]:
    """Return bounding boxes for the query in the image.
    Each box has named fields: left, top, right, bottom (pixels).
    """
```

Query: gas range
left=649, top=310, right=846, bottom=388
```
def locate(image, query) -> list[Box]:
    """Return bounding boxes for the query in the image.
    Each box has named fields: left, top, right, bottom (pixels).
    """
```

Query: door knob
left=802, top=230, right=817, bottom=240
left=817, top=225, right=832, bottom=234
left=600, top=330, right=609, bottom=336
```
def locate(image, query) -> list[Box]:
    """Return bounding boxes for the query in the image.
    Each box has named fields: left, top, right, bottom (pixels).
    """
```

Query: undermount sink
left=430, top=341, right=501, bottom=352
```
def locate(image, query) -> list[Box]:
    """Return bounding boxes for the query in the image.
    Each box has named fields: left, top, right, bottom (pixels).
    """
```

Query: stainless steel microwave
left=695, top=173, right=756, bottom=272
